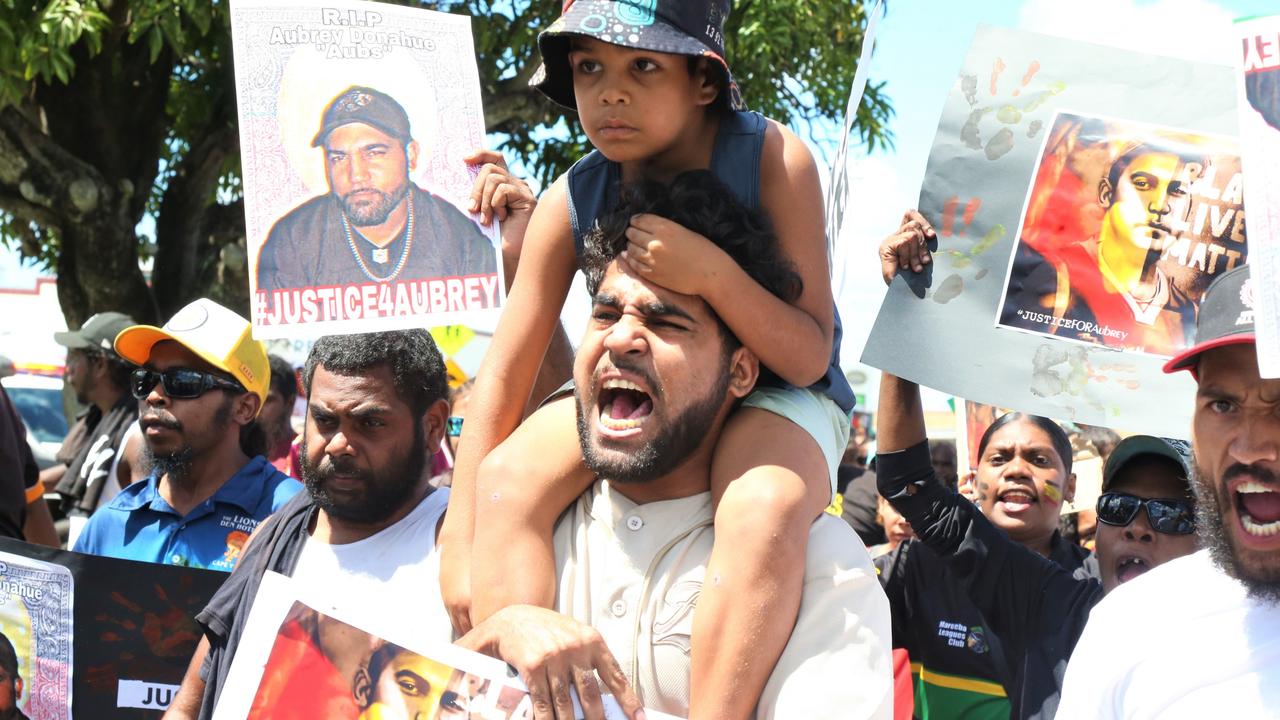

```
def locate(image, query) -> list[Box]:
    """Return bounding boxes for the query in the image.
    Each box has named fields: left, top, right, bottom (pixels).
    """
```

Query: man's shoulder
left=806, top=514, right=878, bottom=579
left=246, top=458, right=304, bottom=513
left=1092, top=550, right=1214, bottom=623
left=264, top=194, right=336, bottom=246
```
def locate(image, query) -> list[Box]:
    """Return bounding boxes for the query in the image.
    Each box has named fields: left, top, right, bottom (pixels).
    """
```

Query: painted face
left=138, top=342, right=240, bottom=464
left=301, top=364, right=427, bottom=525
left=974, top=419, right=1072, bottom=547
left=1102, top=152, right=1186, bottom=253
left=568, top=36, right=715, bottom=165
left=1094, top=460, right=1198, bottom=593
left=574, top=260, right=746, bottom=497
left=324, top=123, right=417, bottom=227
left=1191, top=344, right=1280, bottom=598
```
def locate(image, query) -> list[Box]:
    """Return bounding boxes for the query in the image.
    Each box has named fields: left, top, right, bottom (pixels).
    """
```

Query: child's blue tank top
left=565, top=110, right=856, bottom=414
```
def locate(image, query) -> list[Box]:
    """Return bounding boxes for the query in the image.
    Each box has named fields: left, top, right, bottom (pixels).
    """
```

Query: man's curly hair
left=582, top=170, right=803, bottom=307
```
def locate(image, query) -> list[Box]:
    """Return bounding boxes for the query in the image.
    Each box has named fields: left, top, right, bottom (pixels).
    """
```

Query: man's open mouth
left=1236, top=480, right=1280, bottom=537
left=1115, top=555, right=1150, bottom=584
left=997, top=487, right=1038, bottom=514
left=597, top=378, right=653, bottom=436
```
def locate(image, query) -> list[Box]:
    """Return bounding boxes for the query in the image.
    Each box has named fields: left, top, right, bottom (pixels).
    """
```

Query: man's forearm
left=163, top=637, right=209, bottom=719
left=23, top=497, right=59, bottom=548
left=876, top=372, right=926, bottom=453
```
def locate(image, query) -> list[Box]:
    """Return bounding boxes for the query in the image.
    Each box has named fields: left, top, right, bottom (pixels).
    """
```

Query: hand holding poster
left=1236, top=15, right=1280, bottom=378
left=215, top=573, right=679, bottom=720
left=230, top=0, right=503, bottom=338
left=862, top=26, right=1246, bottom=437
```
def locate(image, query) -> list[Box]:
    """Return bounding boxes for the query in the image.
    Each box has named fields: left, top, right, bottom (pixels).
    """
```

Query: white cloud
left=1017, top=0, right=1239, bottom=66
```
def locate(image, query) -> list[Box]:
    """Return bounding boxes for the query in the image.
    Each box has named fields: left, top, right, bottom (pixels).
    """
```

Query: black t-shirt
left=256, top=185, right=496, bottom=296
left=0, top=386, right=39, bottom=539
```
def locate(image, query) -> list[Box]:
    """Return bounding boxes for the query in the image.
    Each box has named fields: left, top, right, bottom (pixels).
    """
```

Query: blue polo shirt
left=73, top=455, right=303, bottom=572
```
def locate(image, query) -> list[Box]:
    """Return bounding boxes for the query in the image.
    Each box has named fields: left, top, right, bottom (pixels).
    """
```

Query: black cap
left=530, top=0, right=745, bottom=112
left=1102, top=435, right=1192, bottom=493
left=53, top=311, right=135, bottom=355
left=1163, top=265, right=1255, bottom=375
left=311, top=86, right=412, bottom=148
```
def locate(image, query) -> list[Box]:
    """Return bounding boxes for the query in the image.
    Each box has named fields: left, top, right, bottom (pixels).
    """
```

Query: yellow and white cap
left=114, top=298, right=269, bottom=408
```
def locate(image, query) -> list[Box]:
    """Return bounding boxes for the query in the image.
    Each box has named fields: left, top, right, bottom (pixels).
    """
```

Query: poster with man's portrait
left=997, top=112, right=1245, bottom=358
left=862, top=26, right=1244, bottom=437
left=0, top=553, right=71, bottom=720
left=1237, top=16, right=1280, bottom=378
left=230, top=0, right=503, bottom=339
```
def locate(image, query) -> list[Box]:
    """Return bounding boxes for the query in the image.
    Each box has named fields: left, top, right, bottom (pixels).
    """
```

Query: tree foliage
left=0, top=0, right=891, bottom=326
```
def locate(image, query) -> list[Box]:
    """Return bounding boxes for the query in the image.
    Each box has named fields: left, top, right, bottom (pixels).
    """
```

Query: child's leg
left=470, top=395, right=595, bottom=623
left=691, top=406, right=836, bottom=720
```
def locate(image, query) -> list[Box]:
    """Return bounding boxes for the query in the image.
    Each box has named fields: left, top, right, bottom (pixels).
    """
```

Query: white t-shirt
left=289, top=486, right=453, bottom=649
left=1057, top=548, right=1280, bottom=718
left=553, top=481, right=893, bottom=719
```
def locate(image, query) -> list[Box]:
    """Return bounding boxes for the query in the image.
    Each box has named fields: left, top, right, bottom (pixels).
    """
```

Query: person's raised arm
left=438, top=175, right=579, bottom=633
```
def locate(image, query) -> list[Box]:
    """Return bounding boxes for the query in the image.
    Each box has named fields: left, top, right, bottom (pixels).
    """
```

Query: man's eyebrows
left=591, top=293, right=697, bottom=323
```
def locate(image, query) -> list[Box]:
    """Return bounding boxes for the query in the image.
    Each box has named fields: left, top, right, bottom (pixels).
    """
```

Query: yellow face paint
left=1043, top=482, right=1063, bottom=504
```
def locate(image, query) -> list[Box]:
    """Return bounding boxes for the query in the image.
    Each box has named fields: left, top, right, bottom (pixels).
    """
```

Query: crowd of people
left=0, top=1, right=1277, bottom=718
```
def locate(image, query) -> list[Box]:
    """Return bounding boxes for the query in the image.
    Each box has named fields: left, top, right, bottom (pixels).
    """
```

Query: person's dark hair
left=977, top=412, right=1074, bottom=475
left=0, top=630, right=18, bottom=678
left=268, top=354, right=299, bottom=404
left=80, top=348, right=133, bottom=391
left=582, top=170, right=803, bottom=348
left=303, top=330, right=448, bottom=417
left=1077, top=425, right=1122, bottom=461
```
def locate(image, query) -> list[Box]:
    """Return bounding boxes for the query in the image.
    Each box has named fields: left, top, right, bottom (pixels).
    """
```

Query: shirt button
left=626, top=515, right=643, bottom=531
left=611, top=600, right=627, bottom=617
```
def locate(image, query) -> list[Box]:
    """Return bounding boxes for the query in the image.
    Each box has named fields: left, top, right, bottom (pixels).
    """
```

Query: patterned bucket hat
left=530, top=0, right=746, bottom=112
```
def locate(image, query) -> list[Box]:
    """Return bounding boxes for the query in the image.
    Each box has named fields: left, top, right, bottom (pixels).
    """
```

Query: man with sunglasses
left=1059, top=265, right=1280, bottom=718
left=73, top=299, right=302, bottom=572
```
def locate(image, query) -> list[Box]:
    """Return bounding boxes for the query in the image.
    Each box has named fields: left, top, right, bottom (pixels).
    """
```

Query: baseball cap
left=54, top=311, right=135, bottom=354
left=311, top=86, right=412, bottom=148
left=1102, top=435, right=1192, bottom=493
left=1163, top=265, right=1255, bottom=375
left=113, top=299, right=270, bottom=408
left=531, top=0, right=746, bottom=112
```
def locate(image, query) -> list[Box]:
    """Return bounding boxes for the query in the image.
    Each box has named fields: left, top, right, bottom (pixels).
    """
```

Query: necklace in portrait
left=343, top=199, right=414, bottom=283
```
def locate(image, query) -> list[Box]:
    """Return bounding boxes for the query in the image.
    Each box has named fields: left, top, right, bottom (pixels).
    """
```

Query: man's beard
left=300, top=422, right=427, bottom=525
left=139, top=399, right=232, bottom=487
left=576, top=362, right=730, bottom=485
left=339, top=183, right=409, bottom=227
left=1193, top=458, right=1280, bottom=603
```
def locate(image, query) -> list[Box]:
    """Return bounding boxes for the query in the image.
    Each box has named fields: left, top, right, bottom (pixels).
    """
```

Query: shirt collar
left=114, top=455, right=274, bottom=516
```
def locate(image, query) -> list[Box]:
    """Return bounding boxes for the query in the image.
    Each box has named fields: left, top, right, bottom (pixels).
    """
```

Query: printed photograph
left=231, top=1, right=502, bottom=337
left=996, top=111, right=1246, bottom=357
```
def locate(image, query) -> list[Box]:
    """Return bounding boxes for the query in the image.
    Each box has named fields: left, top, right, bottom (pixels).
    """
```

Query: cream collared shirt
left=553, top=481, right=893, bottom=719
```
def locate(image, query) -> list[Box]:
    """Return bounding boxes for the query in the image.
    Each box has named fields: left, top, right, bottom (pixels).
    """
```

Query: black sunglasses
left=132, top=368, right=244, bottom=400
left=1096, top=491, right=1196, bottom=535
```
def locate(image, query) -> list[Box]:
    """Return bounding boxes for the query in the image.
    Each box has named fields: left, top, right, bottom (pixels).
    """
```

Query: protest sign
left=230, top=0, right=502, bottom=339
left=862, top=26, right=1244, bottom=437
left=0, top=538, right=223, bottom=718
left=996, top=113, right=1242, bottom=358
left=825, top=0, right=884, bottom=260
left=1236, top=15, right=1280, bottom=378
left=215, top=572, right=679, bottom=720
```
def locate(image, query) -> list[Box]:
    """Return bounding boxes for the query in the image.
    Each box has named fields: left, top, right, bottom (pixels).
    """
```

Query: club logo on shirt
left=937, top=620, right=989, bottom=654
